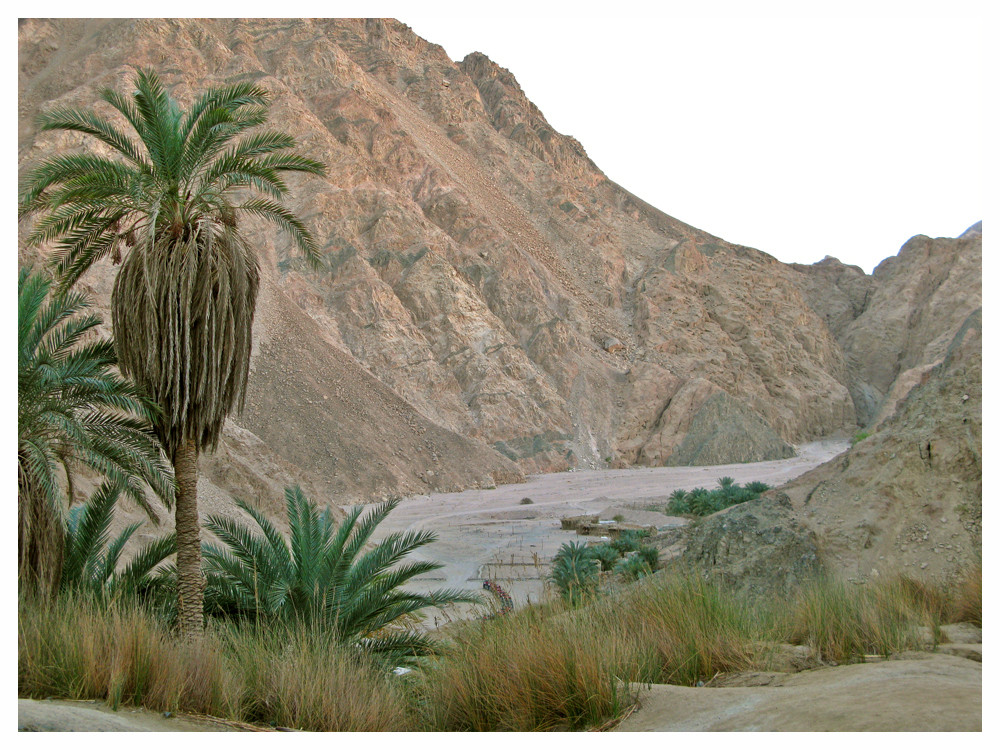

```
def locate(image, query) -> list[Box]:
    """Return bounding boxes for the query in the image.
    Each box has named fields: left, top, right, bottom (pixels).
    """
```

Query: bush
left=590, top=543, right=621, bottom=572
left=549, top=542, right=599, bottom=605
left=667, top=489, right=690, bottom=515
left=669, top=479, right=770, bottom=517
left=610, top=530, right=643, bottom=555
left=615, top=555, right=653, bottom=582
left=851, top=431, right=871, bottom=446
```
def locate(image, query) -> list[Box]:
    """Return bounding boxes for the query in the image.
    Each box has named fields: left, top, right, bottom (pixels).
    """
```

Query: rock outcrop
left=790, top=227, right=982, bottom=425
left=680, top=492, right=824, bottom=597
left=777, top=309, right=982, bottom=584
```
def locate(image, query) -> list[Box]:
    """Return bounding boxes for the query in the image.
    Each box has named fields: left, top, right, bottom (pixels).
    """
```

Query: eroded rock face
left=791, top=230, right=982, bottom=425
left=778, top=310, right=982, bottom=584
left=17, top=18, right=864, bottom=485
left=679, top=492, right=824, bottom=598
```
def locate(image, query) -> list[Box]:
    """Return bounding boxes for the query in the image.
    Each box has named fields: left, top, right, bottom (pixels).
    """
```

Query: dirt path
left=17, top=700, right=253, bottom=732
left=361, top=439, right=848, bottom=616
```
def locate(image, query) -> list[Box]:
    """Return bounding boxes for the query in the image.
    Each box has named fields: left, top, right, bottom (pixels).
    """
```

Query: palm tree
left=62, top=480, right=176, bottom=603
left=203, top=487, right=477, bottom=664
left=19, top=69, right=326, bottom=635
left=549, top=541, right=599, bottom=605
left=18, top=267, right=173, bottom=595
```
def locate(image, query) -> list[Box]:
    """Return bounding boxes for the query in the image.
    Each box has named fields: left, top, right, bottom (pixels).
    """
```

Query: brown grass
left=19, top=565, right=981, bottom=732
left=18, top=594, right=412, bottom=731
left=948, top=564, right=982, bottom=626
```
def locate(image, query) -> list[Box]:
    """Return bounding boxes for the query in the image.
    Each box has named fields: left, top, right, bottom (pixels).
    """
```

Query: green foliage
left=62, top=482, right=175, bottom=603
left=549, top=542, right=598, bottom=605
left=18, top=69, right=326, bottom=459
left=18, top=267, right=173, bottom=590
left=610, top=530, right=643, bottom=555
left=614, top=554, right=654, bottom=582
left=202, top=486, right=477, bottom=663
left=667, top=489, right=691, bottom=515
left=19, top=68, right=327, bottom=292
left=851, top=431, right=871, bottom=446
left=664, top=478, right=771, bottom=517
left=636, top=544, right=660, bottom=571
left=590, top=544, right=621, bottom=572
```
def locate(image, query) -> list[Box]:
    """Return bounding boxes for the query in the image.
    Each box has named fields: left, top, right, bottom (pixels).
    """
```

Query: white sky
left=399, top=6, right=984, bottom=273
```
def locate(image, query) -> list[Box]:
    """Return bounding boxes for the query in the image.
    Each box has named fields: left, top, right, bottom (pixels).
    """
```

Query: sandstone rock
left=939, top=622, right=982, bottom=645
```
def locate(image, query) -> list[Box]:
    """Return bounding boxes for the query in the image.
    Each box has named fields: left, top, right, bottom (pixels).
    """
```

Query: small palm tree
left=62, top=481, right=176, bottom=602
left=20, top=69, right=326, bottom=635
left=549, top=541, right=599, bottom=605
left=18, top=267, right=173, bottom=594
left=667, top=488, right=690, bottom=515
left=203, top=486, right=477, bottom=664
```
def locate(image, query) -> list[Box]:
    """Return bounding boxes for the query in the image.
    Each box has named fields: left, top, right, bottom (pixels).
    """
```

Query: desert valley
left=17, top=18, right=981, bottom=732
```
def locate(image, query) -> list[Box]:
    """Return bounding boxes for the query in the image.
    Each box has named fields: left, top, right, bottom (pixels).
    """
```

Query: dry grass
left=20, top=565, right=981, bottom=732
left=18, top=594, right=413, bottom=731
left=948, top=564, right=982, bottom=626
left=415, top=603, right=636, bottom=730
left=785, top=575, right=943, bottom=662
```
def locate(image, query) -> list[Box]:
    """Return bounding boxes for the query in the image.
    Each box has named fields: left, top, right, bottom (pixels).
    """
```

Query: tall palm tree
left=203, top=487, right=478, bottom=664
left=19, top=69, right=325, bottom=636
left=18, top=267, right=173, bottom=594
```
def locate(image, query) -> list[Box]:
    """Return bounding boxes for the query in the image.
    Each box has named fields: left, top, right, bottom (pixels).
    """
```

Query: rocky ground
left=616, top=651, right=982, bottom=732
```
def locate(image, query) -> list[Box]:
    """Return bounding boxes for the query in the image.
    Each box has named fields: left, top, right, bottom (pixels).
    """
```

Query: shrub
left=203, top=486, right=478, bottom=663
left=590, top=543, right=621, bottom=572
left=851, top=431, right=871, bottom=446
left=667, top=489, right=690, bottom=515
left=615, top=554, right=653, bottom=582
left=520, top=497, right=533, bottom=505
left=549, top=542, right=598, bottom=605
left=610, top=530, right=643, bottom=555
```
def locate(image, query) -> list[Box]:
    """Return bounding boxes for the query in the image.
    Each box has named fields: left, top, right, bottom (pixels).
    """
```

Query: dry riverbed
left=360, top=440, right=849, bottom=619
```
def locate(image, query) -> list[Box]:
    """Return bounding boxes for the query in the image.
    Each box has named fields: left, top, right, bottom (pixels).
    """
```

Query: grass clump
left=948, top=564, right=982, bottom=626
left=786, top=576, right=940, bottom=662
left=18, top=593, right=414, bottom=730
left=415, top=605, right=636, bottom=730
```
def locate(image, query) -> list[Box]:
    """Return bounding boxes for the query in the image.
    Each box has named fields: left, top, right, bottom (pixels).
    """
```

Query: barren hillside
left=17, top=19, right=981, bottom=529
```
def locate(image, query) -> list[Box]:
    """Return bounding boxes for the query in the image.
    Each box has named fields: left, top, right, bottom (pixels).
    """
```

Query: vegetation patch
left=666, top=477, right=771, bottom=516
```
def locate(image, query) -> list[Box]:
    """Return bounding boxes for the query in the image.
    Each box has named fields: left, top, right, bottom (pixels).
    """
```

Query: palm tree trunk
left=173, top=438, right=203, bottom=637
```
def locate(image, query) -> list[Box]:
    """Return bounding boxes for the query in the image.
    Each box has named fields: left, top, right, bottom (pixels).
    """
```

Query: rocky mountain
left=790, top=224, right=982, bottom=425
left=17, top=19, right=981, bottom=525
left=685, top=308, right=981, bottom=588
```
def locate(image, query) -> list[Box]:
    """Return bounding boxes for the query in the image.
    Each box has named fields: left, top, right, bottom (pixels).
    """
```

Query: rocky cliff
left=17, top=19, right=980, bottom=515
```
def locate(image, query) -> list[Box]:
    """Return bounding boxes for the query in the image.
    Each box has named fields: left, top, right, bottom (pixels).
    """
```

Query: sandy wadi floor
left=357, top=440, right=849, bottom=619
